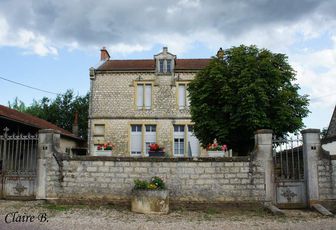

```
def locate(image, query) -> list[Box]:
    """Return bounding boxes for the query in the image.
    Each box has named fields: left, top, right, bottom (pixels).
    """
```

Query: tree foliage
left=188, top=45, right=310, bottom=154
left=8, top=90, right=89, bottom=139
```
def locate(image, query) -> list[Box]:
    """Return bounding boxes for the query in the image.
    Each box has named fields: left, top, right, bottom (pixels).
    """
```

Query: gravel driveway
left=0, top=200, right=335, bottom=230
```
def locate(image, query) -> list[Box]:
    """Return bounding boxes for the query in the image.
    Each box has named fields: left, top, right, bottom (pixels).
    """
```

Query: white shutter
left=186, top=87, right=190, bottom=107
left=144, top=125, right=156, bottom=156
left=178, top=85, right=185, bottom=109
left=131, top=125, right=142, bottom=155
left=188, top=126, right=200, bottom=157
left=145, top=84, right=151, bottom=109
left=137, top=85, right=144, bottom=109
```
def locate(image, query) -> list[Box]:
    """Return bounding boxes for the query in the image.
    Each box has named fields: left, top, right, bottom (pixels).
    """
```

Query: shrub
left=133, top=177, right=166, bottom=190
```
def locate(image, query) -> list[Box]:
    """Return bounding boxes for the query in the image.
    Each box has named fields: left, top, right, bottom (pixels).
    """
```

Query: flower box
left=148, top=151, right=165, bottom=157
left=93, top=150, right=112, bottom=156
left=131, top=189, right=169, bottom=214
left=208, top=151, right=225, bottom=157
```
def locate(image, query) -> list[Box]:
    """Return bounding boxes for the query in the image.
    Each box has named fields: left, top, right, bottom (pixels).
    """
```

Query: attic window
left=157, top=59, right=173, bottom=74
left=167, top=60, right=171, bottom=73
left=159, top=59, right=164, bottom=73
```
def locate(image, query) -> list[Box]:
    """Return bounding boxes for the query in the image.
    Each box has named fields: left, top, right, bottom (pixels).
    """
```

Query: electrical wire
left=0, top=75, right=62, bottom=95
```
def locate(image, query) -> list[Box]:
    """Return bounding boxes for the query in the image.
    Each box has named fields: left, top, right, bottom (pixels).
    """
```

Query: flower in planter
left=97, top=141, right=115, bottom=151
left=207, top=139, right=228, bottom=151
left=148, top=143, right=164, bottom=152
left=133, top=176, right=166, bottom=190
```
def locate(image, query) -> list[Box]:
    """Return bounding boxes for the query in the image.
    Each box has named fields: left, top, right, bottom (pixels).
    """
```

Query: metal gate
left=273, top=135, right=307, bottom=208
left=0, top=127, right=38, bottom=199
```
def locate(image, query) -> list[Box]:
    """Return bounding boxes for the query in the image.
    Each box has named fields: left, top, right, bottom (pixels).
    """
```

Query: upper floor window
left=177, top=83, right=190, bottom=110
left=136, top=83, right=152, bottom=110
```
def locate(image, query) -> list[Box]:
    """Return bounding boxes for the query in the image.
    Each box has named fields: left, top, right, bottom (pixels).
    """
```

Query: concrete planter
left=131, top=189, right=169, bottom=214
left=208, top=151, right=225, bottom=157
left=93, top=150, right=112, bottom=156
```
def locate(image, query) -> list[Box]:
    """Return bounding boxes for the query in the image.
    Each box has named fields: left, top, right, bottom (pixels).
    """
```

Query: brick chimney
left=100, top=46, right=110, bottom=61
left=72, top=111, right=79, bottom=136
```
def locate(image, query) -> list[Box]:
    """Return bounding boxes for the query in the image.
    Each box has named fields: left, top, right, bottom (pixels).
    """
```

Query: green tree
left=8, top=90, right=89, bottom=140
left=188, top=45, right=309, bottom=155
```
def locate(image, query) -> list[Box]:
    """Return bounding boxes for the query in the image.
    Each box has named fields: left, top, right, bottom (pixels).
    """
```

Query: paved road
left=0, top=201, right=335, bottom=230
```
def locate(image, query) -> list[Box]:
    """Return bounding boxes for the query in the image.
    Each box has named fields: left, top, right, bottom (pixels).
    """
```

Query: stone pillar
left=36, top=129, right=60, bottom=199
left=301, top=129, right=321, bottom=207
left=254, top=129, right=274, bottom=204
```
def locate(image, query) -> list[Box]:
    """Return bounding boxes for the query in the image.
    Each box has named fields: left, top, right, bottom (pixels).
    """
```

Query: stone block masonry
left=48, top=157, right=265, bottom=202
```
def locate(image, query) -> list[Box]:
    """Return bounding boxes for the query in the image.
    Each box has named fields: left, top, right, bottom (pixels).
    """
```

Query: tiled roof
left=0, top=105, right=79, bottom=139
left=97, top=59, right=211, bottom=71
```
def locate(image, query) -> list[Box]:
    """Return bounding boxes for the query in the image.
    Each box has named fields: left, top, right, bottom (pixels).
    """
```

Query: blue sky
left=0, top=0, right=336, bottom=131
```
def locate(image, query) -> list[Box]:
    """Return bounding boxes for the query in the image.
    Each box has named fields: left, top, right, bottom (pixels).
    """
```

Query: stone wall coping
left=39, top=129, right=61, bottom=134
left=254, top=129, right=273, bottom=134
left=301, top=129, right=320, bottom=134
left=63, top=156, right=251, bottom=162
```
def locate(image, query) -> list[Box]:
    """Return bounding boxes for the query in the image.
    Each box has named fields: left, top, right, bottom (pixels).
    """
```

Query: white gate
left=0, top=127, right=38, bottom=199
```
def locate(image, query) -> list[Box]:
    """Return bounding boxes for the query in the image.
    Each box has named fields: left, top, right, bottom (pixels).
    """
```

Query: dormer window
left=167, top=60, right=171, bottom=73
left=159, top=59, right=164, bottom=73
left=154, top=47, right=176, bottom=75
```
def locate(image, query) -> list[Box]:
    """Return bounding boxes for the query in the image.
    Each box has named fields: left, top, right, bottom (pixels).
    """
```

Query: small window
left=159, top=59, right=164, bottom=73
left=94, top=124, right=105, bottom=135
left=174, top=138, right=184, bottom=156
left=174, top=125, right=184, bottom=132
left=167, top=60, right=171, bottom=73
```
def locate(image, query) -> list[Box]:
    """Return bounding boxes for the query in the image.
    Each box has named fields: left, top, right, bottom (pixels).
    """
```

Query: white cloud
left=0, top=15, right=57, bottom=56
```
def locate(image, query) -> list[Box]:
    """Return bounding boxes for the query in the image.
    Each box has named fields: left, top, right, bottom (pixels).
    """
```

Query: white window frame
left=144, top=125, right=156, bottom=156
left=173, top=125, right=185, bottom=156
left=136, top=83, right=152, bottom=110
left=173, top=124, right=200, bottom=157
left=177, top=82, right=190, bottom=110
left=130, top=125, right=142, bottom=156
left=130, top=124, right=157, bottom=157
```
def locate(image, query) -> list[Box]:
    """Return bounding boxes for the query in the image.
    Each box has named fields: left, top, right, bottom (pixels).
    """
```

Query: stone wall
left=48, top=157, right=265, bottom=202
left=36, top=129, right=272, bottom=204
left=317, top=157, right=336, bottom=201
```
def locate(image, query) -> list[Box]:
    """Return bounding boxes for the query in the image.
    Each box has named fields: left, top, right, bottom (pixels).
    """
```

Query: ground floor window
left=174, top=125, right=200, bottom=157
left=130, top=124, right=156, bottom=156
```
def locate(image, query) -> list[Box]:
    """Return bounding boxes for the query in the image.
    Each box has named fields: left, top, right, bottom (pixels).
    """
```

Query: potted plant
left=207, top=139, right=228, bottom=157
left=131, top=176, right=169, bottom=214
left=94, top=141, right=115, bottom=156
left=148, top=143, right=165, bottom=157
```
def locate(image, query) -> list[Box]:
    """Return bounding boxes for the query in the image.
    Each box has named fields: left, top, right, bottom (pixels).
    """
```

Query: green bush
left=133, top=177, right=166, bottom=190
left=133, top=179, right=149, bottom=190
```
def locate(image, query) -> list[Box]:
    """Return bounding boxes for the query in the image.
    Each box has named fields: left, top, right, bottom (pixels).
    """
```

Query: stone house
left=88, top=47, right=211, bottom=157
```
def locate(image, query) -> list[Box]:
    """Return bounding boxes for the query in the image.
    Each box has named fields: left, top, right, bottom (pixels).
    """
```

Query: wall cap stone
left=301, top=129, right=320, bottom=134
left=64, top=156, right=251, bottom=162
left=38, top=129, right=61, bottom=134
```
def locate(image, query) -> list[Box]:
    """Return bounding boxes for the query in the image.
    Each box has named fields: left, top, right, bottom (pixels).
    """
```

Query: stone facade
left=317, top=158, right=334, bottom=200
left=88, top=47, right=210, bottom=156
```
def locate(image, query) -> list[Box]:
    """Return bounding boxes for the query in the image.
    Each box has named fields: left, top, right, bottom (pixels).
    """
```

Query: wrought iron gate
left=0, top=127, right=38, bottom=199
left=273, top=135, right=307, bottom=208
